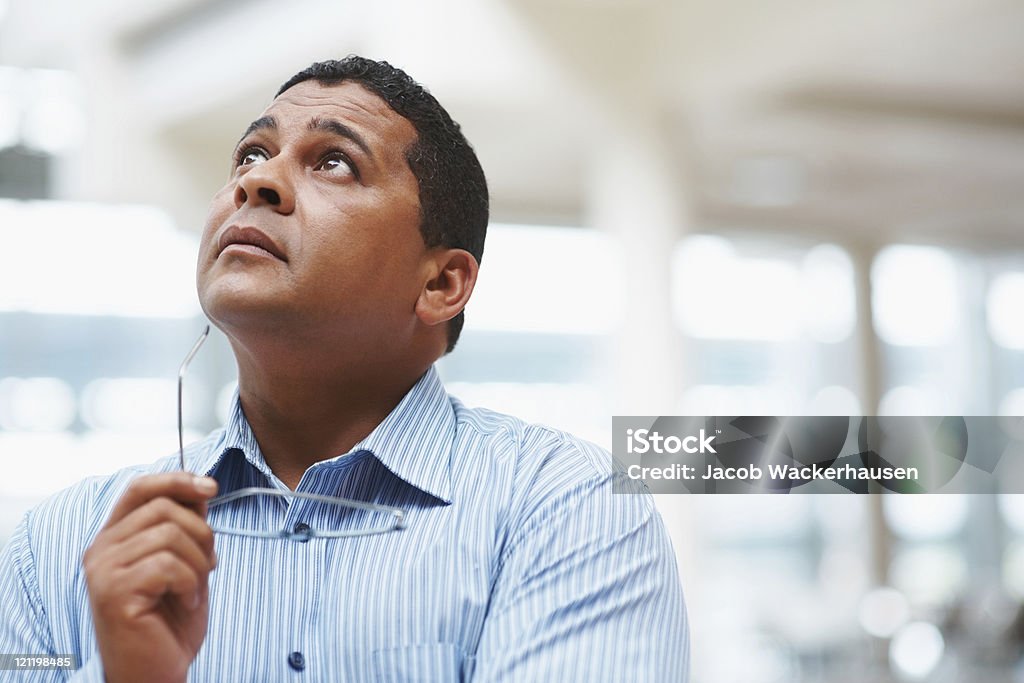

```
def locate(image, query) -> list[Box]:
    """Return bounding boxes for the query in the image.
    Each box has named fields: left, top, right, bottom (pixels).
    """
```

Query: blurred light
left=890, top=622, right=944, bottom=680
left=21, top=70, right=85, bottom=154
left=1000, top=539, right=1024, bottom=600
left=701, top=496, right=811, bottom=542
left=987, top=272, right=1024, bottom=349
left=998, top=495, right=1024, bottom=535
left=679, top=383, right=801, bottom=415
left=0, top=67, right=21, bottom=149
left=872, top=246, right=959, bottom=347
left=79, top=429, right=202, bottom=477
left=813, top=495, right=866, bottom=535
left=672, top=236, right=801, bottom=341
left=81, top=378, right=185, bottom=432
left=806, top=385, right=860, bottom=415
left=0, top=432, right=80, bottom=496
left=0, top=428, right=205, bottom=498
left=818, top=546, right=870, bottom=599
left=800, top=245, right=856, bottom=343
left=730, top=155, right=805, bottom=207
left=0, top=200, right=200, bottom=318
left=0, top=377, right=76, bottom=431
left=0, top=67, right=84, bottom=153
left=466, top=224, right=623, bottom=335
left=891, top=546, right=967, bottom=605
left=997, top=392, right=1024, bottom=443
left=859, top=587, right=910, bottom=638
left=695, top=632, right=796, bottom=683
left=997, top=388, right=1024, bottom=417
left=878, top=385, right=947, bottom=415
left=884, top=495, right=968, bottom=540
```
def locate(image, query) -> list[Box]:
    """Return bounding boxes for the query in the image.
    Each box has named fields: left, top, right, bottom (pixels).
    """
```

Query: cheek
left=310, top=195, right=420, bottom=261
left=199, top=188, right=235, bottom=255
left=301, top=210, right=423, bottom=303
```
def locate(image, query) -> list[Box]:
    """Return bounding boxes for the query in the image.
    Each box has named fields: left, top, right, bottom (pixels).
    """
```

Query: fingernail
left=191, top=591, right=201, bottom=609
left=194, top=476, right=217, bottom=495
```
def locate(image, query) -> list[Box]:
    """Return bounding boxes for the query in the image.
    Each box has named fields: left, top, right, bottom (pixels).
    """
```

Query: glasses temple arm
left=178, top=325, right=210, bottom=470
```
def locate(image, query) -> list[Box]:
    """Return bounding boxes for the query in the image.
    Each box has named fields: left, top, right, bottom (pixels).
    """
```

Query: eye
left=316, top=151, right=357, bottom=179
left=235, top=146, right=268, bottom=167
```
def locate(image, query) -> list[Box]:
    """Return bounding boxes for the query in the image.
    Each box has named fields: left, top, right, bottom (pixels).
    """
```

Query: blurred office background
left=2, top=0, right=1024, bottom=680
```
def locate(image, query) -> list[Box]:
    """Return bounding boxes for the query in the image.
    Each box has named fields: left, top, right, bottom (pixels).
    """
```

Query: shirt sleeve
left=471, top=467, right=690, bottom=682
left=0, top=516, right=104, bottom=683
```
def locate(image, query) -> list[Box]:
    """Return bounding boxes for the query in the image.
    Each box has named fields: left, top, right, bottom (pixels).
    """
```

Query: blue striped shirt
left=0, top=366, right=689, bottom=681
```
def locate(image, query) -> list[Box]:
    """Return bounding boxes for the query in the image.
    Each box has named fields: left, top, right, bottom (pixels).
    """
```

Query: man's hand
left=83, top=473, right=219, bottom=683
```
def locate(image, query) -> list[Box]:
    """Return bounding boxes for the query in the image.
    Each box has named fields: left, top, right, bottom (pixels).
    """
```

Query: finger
left=104, top=473, right=218, bottom=529
left=103, top=497, right=215, bottom=560
left=119, top=551, right=204, bottom=613
left=110, top=521, right=214, bottom=579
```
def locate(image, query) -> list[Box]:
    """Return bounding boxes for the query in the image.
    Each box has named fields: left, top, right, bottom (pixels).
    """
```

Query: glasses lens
left=207, top=488, right=403, bottom=539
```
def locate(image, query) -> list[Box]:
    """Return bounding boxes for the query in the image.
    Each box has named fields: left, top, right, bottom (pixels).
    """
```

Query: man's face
left=197, top=80, right=424, bottom=345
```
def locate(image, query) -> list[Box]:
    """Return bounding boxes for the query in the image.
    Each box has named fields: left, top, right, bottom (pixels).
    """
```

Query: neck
left=229, top=334, right=429, bottom=490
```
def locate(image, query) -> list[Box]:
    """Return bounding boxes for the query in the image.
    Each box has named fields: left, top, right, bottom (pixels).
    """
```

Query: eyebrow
left=234, top=114, right=375, bottom=162
left=236, top=115, right=276, bottom=146
left=307, top=116, right=374, bottom=160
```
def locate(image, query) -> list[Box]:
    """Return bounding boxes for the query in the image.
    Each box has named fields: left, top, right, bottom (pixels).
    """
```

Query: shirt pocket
left=371, top=642, right=468, bottom=682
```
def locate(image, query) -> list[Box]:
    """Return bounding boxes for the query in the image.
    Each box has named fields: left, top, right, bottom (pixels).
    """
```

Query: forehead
left=262, top=80, right=417, bottom=155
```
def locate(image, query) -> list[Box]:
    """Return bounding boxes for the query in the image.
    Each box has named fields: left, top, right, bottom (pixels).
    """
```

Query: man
left=0, top=56, right=688, bottom=682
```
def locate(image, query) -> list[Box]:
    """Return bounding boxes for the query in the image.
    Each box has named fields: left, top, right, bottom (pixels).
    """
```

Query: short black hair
left=277, top=56, right=488, bottom=354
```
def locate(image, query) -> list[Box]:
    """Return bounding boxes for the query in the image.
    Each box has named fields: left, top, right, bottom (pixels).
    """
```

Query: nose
left=234, top=158, right=295, bottom=214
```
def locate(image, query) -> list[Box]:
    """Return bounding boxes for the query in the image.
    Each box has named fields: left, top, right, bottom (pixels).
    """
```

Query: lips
left=218, top=226, right=288, bottom=262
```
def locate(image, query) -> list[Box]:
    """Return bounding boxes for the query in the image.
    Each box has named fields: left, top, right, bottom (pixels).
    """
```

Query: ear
left=415, top=248, right=479, bottom=327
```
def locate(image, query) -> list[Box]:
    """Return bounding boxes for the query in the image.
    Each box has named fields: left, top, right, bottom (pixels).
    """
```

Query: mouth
left=217, top=225, right=288, bottom=262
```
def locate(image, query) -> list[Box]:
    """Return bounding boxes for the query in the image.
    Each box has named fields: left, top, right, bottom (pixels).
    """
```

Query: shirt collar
left=194, top=366, right=456, bottom=504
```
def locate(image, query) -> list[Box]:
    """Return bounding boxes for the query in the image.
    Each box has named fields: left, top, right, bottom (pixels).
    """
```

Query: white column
left=584, top=105, right=698, bottom=588
left=585, top=105, right=689, bottom=416
left=850, top=240, right=894, bottom=588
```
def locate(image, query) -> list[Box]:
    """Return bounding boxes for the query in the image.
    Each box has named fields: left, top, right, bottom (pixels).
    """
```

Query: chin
left=199, top=280, right=295, bottom=333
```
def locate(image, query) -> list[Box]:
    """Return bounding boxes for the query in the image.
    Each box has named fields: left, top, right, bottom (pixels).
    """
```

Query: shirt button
left=288, top=651, right=305, bottom=671
left=292, top=522, right=312, bottom=542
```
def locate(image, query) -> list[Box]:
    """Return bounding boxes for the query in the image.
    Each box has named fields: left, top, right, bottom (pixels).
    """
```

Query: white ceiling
left=1, top=0, right=1022, bottom=246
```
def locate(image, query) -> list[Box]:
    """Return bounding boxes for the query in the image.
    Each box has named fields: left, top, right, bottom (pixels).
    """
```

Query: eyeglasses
left=177, top=325, right=406, bottom=541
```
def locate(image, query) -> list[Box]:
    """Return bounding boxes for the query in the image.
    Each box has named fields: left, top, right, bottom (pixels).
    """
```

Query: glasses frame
left=177, top=325, right=406, bottom=541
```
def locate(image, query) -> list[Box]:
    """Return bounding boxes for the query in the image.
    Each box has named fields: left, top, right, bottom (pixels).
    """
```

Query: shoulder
left=448, top=398, right=654, bottom=534
left=452, top=397, right=611, bottom=473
